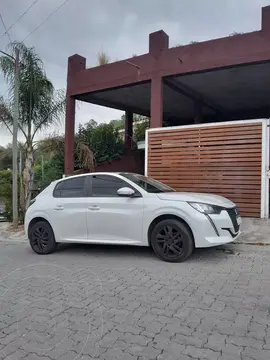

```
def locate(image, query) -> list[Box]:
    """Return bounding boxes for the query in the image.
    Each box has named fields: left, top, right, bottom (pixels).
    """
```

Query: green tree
left=78, top=120, right=124, bottom=165
left=133, top=119, right=150, bottom=142
left=0, top=142, right=26, bottom=171
left=34, top=158, right=63, bottom=189
left=0, top=145, right=12, bottom=170
left=118, top=113, right=150, bottom=143
left=110, top=118, right=124, bottom=130
left=0, top=170, right=23, bottom=222
left=0, top=170, right=12, bottom=220
left=0, top=42, right=65, bottom=209
left=35, top=133, right=95, bottom=183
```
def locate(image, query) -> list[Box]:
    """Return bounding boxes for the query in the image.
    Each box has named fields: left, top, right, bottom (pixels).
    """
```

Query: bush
left=34, top=158, right=63, bottom=188
left=0, top=170, right=24, bottom=223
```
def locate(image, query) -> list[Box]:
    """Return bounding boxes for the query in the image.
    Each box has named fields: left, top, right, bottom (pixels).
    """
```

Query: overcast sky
left=0, top=0, right=269, bottom=146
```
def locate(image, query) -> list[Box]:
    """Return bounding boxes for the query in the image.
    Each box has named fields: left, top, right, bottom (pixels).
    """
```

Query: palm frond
left=0, top=96, right=13, bottom=134
left=31, top=89, right=66, bottom=140
left=37, top=134, right=64, bottom=157
left=76, top=142, right=96, bottom=172
left=0, top=56, right=14, bottom=91
left=97, top=51, right=110, bottom=65
left=0, top=42, right=65, bottom=143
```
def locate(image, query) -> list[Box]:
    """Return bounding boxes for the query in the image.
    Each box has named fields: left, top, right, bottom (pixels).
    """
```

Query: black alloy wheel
left=29, top=221, right=57, bottom=254
left=151, top=219, right=194, bottom=262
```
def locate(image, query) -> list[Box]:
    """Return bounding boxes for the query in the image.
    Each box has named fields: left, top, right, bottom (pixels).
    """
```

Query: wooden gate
left=146, top=120, right=269, bottom=218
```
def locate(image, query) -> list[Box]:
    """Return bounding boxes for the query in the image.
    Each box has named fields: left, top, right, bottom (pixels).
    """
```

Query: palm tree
left=0, top=41, right=65, bottom=209
left=97, top=51, right=110, bottom=65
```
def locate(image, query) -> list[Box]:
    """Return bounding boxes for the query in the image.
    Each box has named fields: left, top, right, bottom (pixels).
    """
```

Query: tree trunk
left=24, top=145, right=34, bottom=210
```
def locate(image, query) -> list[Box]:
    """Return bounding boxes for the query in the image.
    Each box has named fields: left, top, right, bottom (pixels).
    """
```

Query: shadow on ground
left=43, top=242, right=237, bottom=263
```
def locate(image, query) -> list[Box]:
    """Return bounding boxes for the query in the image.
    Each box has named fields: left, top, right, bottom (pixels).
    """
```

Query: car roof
left=54, top=172, right=141, bottom=183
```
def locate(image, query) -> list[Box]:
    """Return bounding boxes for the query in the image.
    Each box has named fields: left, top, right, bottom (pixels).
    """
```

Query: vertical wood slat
left=147, top=122, right=262, bottom=217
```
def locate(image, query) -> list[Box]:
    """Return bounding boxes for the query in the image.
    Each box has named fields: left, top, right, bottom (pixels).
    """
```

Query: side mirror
left=117, top=187, right=135, bottom=197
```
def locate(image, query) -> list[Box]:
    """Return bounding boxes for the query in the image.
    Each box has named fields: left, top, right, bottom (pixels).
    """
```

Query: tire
left=150, top=219, right=194, bottom=262
left=29, top=220, right=57, bottom=255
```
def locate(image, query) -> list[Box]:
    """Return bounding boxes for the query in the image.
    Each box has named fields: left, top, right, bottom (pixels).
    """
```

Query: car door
left=50, top=176, right=88, bottom=242
left=86, top=174, right=144, bottom=244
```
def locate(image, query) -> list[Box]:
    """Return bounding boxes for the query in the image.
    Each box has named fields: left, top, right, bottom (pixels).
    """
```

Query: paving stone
left=206, top=333, right=226, bottom=351
left=184, top=345, right=220, bottom=359
left=242, top=347, right=270, bottom=360
left=0, top=237, right=269, bottom=360
left=221, top=344, right=244, bottom=356
left=175, top=333, right=206, bottom=347
left=227, top=335, right=263, bottom=350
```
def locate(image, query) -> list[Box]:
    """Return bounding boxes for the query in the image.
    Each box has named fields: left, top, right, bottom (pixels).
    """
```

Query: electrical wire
left=23, top=0, right=70, bottom=41
left=0, top=12, right=12, bottom=43
left=0, top=0, right=40, bottom=40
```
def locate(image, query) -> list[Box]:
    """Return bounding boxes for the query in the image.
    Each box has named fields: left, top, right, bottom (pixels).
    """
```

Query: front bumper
left=203, top=231, right=241, bottom=247
left=193, top=208, right=241, bottom=248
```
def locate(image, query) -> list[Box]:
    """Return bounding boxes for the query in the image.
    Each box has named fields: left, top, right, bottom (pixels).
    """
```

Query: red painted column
left=148, top=30, right=168, bottom=129
left=124, top=110, right=133, bottom=151
left=262, top=6, right=270, bottom=33
left=64, top=95, right=75, bottom=175
left=150, top=77, right=163, bottom=128
left=64, top=54, right=86, bottom=175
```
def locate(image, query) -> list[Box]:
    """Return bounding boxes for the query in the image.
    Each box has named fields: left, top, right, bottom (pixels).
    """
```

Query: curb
left=234, top=241, right=270, bottom=246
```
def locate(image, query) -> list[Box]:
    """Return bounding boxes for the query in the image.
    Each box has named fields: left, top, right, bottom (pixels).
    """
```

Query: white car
left=25, top=172, right=241, bottom=262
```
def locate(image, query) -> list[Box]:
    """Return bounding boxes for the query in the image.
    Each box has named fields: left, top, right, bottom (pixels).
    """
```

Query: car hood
left=157, top=192, right=235, bottom=208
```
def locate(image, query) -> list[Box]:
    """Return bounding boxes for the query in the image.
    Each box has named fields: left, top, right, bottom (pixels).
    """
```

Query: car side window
left=53, top=176, right=86, bottom=198
left=91, top=175, right=137, bottom=197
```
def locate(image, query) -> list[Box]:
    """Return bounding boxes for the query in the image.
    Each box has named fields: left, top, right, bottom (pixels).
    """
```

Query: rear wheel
left=29, top=221, right=57, bottom=254
left=150, top=219, right=194, bottom=262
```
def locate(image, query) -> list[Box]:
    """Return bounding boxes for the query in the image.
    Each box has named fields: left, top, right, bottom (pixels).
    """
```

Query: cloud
left=0, top=0, right=269, bottom=145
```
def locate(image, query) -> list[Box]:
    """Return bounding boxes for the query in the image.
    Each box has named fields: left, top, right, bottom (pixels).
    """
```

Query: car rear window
left=53, top=176, right=86, bottom=198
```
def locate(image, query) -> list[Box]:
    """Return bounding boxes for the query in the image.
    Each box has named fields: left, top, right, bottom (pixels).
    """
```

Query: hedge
left=0, top=170, right=23, bottom=222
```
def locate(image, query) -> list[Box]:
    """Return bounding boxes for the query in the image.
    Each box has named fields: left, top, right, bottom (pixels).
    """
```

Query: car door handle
left=88, top=205, right=100, bottom=211
left=54, top=205, right=64, bottom=210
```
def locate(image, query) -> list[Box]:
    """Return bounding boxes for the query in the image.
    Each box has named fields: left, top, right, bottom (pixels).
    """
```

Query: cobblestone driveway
left=0, top=241, right=270, bottom=360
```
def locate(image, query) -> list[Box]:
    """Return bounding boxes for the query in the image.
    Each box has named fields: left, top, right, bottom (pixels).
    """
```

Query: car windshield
left=121, top=173, right=175, bottom=193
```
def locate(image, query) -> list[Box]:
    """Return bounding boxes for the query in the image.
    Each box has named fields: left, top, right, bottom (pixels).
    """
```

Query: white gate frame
left=261, top=118, right=270, bottom=219
left=145, top=119, right=269, bottom=219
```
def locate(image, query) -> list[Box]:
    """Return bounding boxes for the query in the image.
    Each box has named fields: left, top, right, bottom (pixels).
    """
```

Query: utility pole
left=12, top=48, right=19, bottom=227
left=19, top=150, right=24, bottom=211
left=41, top=154, right=44, bottom=181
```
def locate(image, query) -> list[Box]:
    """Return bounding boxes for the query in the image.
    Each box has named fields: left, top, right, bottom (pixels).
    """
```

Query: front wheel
left=150, top=219, right=194, bottom=262
left=29, top=221, right=57, bottom=254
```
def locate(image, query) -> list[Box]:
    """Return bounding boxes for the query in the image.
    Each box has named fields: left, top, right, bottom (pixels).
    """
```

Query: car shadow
left=54, top=243, right=236, bottom=263
left=57, top=242, right=154, bottom=258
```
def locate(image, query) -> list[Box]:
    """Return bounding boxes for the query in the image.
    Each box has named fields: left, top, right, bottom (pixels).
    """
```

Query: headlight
left=188, top=202, right=223, bottom=214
